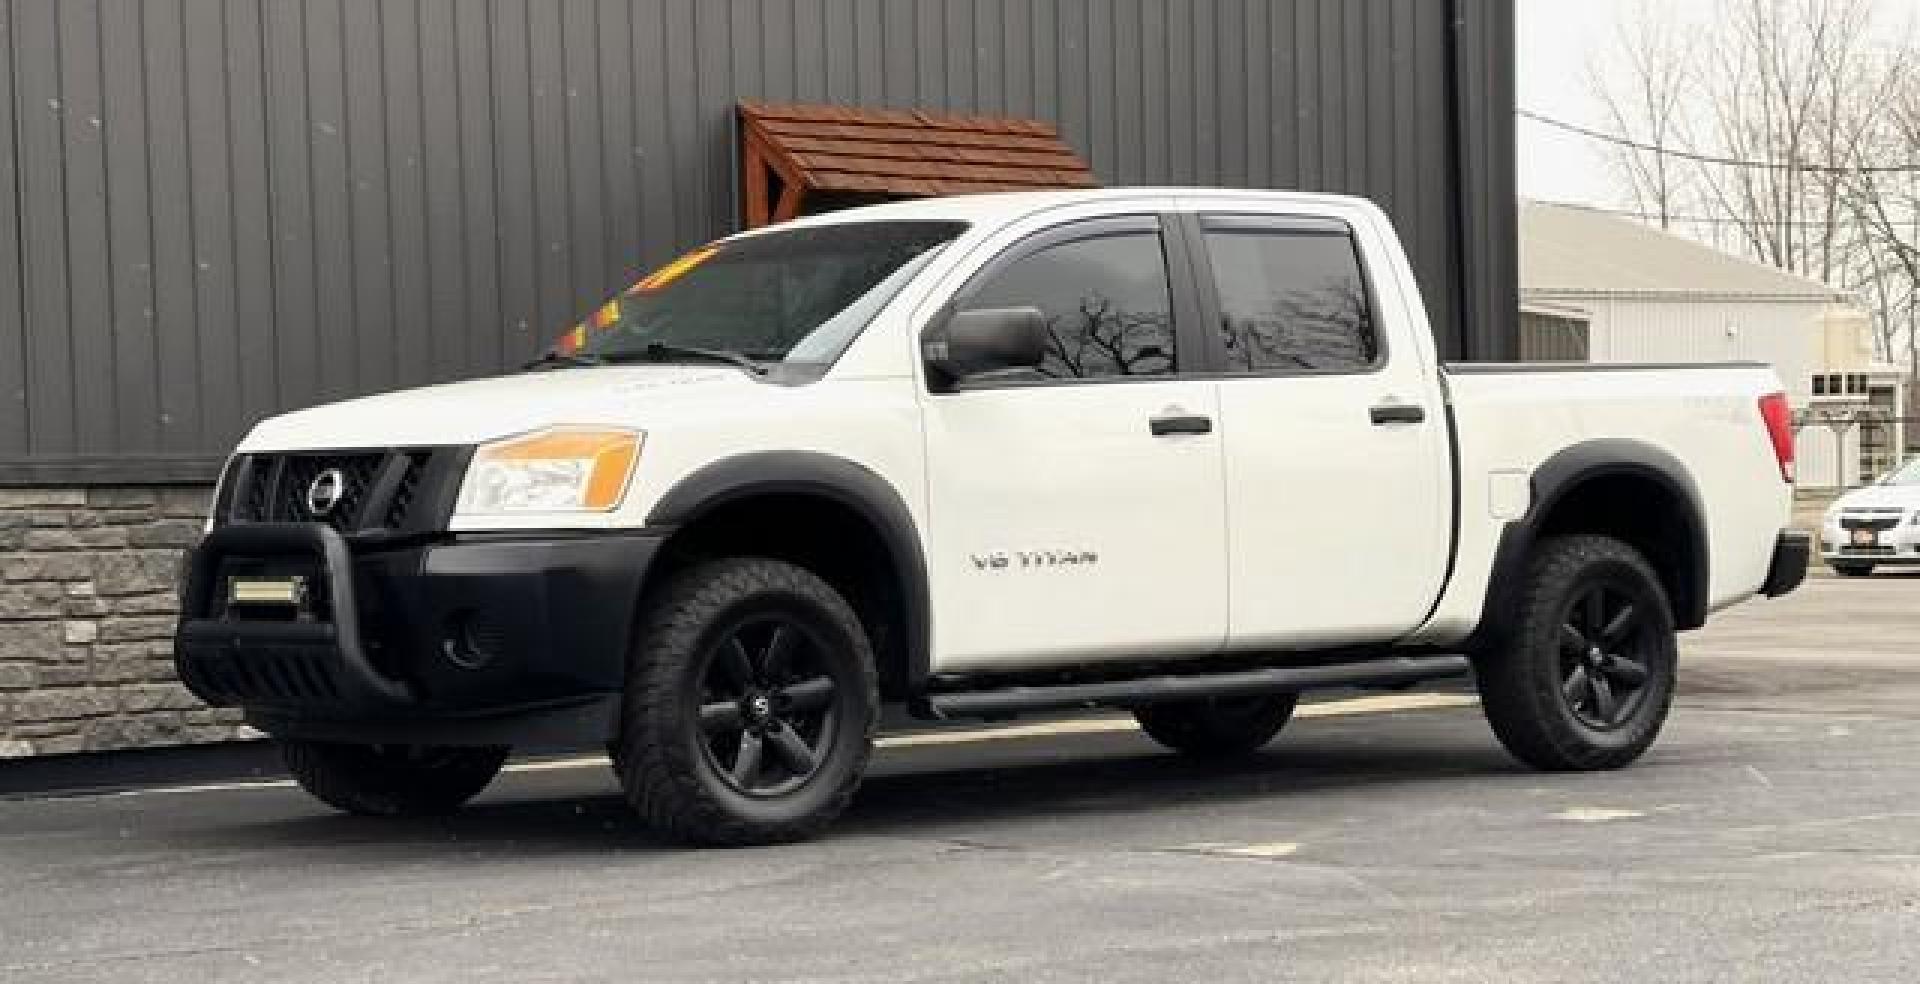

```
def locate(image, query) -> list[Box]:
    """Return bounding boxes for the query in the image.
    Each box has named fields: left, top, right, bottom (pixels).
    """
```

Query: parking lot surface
left=3, top=577, right=1917, bottom=983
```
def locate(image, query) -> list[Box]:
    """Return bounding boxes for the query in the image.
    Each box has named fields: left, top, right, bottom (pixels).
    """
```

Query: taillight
left=1758, top=392, right=1794, bottom=483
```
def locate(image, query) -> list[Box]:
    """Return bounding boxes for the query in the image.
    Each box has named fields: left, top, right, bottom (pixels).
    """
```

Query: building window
left=1813, top=375, right=1827, bottom=395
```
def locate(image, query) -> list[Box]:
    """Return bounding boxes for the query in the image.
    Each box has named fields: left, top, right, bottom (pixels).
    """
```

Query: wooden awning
left=738, top=102, right=1097, bottom=227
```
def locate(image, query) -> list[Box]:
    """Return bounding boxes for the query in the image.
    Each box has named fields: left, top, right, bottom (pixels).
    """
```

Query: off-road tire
left=1133, top=694, right=1298, bottom=757
left=614, top=558, right=878, bottom=846
left=1831, top=563, right=1874, bottom=577
left=1473, top=534, right=1678, bottom=772
left=281, top=741, right=510, bottom=817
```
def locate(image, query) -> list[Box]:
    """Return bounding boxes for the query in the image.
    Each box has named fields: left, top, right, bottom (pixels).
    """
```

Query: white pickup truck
left=175, top=189, right=1808, bottom=845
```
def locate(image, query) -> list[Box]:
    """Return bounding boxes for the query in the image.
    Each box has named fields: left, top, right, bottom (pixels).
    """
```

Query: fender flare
left=645, top=451, right=932, bottom=692
left=1476, top=439, right=1711, bottom=640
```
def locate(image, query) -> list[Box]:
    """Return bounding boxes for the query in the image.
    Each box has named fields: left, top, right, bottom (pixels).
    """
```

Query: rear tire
left=1133, top=694, right=1298, bottom=757
left=281, top=741, right=509, bottom=817
left=1473, top=535, right=1677, bottom=772
left=614, top=558, right=878, bottom=846
left=1831, top=563, right=1874, bottom=577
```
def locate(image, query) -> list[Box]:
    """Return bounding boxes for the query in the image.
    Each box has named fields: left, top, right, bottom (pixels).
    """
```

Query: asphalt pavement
left=2, top=577, right=1917, bottom=983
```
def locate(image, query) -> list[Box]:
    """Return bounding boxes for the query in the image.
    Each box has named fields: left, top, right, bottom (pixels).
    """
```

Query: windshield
left=1880, top=457, right=1920, bottom=486
left=550, top=220, right=965, bottom=371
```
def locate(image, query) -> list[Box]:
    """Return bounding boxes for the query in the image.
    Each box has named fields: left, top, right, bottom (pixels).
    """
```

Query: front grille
left=1840, top=516, right=1901, bottom=532
left=237, top=463, right=270, bottom=521
left=277, top=454, right=383, bottom=529
left=219, top=448, right=462, bottom=534
left=383, top=453, right=426, bottom=529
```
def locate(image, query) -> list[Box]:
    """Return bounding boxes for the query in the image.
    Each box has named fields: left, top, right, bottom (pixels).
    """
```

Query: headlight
left=456, top=427, right=643, bottom=515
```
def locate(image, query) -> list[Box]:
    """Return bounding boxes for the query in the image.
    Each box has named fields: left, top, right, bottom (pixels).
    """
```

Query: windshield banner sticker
left=628, top=245, right=719, bottom=295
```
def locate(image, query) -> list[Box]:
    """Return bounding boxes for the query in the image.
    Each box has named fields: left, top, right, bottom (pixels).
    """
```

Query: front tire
left=1473, top=535, right=1677, bottom=772
left=1134, top=695, right=1298, bottom=757
left=1831, top=563, right=1874, bottom=577
left=281, top=741, right=509, bottom=817
left=614, top=558, right=878, bottom=846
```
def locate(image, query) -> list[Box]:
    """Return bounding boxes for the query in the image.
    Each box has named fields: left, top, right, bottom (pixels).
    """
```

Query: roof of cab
left=733, top=187, right=1375, bottom=236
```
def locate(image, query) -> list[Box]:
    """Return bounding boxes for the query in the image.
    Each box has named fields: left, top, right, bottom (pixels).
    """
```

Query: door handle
left=1149, top=414, right=1213, bottom=436
left=1369, top=404, right=1427, bottom=425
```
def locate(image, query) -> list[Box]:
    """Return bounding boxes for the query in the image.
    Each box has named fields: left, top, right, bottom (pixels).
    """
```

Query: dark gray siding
left=0, top=0, right=1515, bottom=483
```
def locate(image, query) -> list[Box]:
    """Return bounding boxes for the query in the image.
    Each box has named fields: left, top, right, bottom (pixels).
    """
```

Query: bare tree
left=1589, top=0, right=1697, bottom=229
left=1832, top=47, right=1920, bottom=375
left=1592, top=0, right=1920, bottom=384
left=1683, top=0, right=1880, bottom=281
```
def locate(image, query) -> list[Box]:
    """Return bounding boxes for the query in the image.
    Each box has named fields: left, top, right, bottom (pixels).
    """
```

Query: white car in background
left=1822, top=457, right=1920, bottom=576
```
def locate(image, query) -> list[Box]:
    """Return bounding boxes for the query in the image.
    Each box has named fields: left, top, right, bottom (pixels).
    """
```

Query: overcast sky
left=1515, top=0, right=1636, bottom=206
left=1513, top=0, right=1726, bottom=207
left=1517, top=0, right=1920, bottom=206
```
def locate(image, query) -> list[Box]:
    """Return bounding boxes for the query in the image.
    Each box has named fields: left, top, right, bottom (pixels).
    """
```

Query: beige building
left=1519, top=201, right=1906, bottom=490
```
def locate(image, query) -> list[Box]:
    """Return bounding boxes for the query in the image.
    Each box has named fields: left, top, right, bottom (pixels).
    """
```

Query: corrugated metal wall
left=1568, top=296, right=1823, bottom=393
left=1518, top=311, right=1590, bottom=361
left=0, top=0, right=1515, bottom=483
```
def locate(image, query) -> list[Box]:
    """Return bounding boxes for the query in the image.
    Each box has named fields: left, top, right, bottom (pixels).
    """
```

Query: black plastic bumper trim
left=176, top=523, right=413, bottom=709
left=1762, top=530, right=1810, bottom=597
left=174, top=524, right=664, bottom=725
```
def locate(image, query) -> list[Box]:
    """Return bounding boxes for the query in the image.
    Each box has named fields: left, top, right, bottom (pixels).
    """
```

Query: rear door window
left=1200, top=221, right=1381, bottom=374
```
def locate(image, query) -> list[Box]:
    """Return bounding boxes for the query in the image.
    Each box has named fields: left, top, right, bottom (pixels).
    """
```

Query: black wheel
left=614, top=558, right=878, bottom=846
left=1832, top=563, right=1874, bottom=577
left=281, top=740, right=509, bottom=817
left=1473, top=535, right=1677, bottom=772
left=1133, top=694, right=1297, bottom=757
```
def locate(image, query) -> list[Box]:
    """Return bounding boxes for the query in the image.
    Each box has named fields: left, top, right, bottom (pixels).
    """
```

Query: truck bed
left=1410, top=360, right=1794, bottom=645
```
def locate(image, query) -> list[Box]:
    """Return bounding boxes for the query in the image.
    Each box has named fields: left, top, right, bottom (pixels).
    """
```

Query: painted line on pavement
left=1175, top=840, right=1302, bottom=858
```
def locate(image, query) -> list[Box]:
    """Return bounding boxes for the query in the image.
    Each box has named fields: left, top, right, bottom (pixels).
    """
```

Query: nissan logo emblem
left=305, top=469, right=347, bottom=517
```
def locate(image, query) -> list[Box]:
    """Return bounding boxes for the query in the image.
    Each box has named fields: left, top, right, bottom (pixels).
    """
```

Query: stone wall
left=0, top=486, right=256, bottom=757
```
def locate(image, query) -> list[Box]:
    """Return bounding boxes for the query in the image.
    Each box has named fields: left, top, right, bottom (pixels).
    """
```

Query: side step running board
left=920, top=655, right=1472, bottom=720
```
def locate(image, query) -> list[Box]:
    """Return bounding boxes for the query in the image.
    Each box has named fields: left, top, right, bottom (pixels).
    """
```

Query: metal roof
left=739, top=102, right=1098, bottom=198
left=1520, top=201, right=1854, bottom=302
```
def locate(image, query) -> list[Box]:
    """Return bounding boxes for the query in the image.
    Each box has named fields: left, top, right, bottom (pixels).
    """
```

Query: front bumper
left=174, top=523, right=660, bottom=742
left=1819, top=515, right=1920, bottom=563
left=1824, top=555, right=1920, bottom=568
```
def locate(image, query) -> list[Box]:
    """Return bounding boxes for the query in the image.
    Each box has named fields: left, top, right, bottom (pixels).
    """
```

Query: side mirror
left=922, top=306, right=1048, bottom=387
